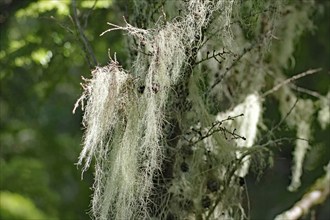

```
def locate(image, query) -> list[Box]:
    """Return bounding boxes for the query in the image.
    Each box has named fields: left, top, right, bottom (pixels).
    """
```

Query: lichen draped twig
left=274, top=162, right=330, bottom=220
left=262, top=68, right=322, bottom=97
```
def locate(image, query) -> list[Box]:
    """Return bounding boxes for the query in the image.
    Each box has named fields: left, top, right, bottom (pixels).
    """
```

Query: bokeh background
left=0, top=1, right=329, bottom=219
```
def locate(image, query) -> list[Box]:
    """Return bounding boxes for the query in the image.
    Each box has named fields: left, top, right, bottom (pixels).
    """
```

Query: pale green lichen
left=76, top=1, right=234, bottom=219
left=278, top=88, right=315, bottom=192
left=74, top=60, right=133, bottom=173
left=216, top=93, right=262, bottom=177
left=74, top=0, right=322, bottom=219
left=318, top=91, right=330, bottom=130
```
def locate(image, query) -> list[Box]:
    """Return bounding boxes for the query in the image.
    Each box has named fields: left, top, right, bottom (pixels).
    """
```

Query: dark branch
left=195, top=49, right=231, bottom=65
left=71, top=0, right=98, bottom=69
left=206, top=42, right=256, bottom=94
left=186, top=114, right=246, bottom=146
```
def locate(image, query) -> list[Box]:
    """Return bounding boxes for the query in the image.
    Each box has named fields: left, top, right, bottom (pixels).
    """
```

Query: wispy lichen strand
left=76, top=62, right=132, bottom=173
left=74, top=0, right=326, bottom=219
left=75, top=1, right=232, bottom=219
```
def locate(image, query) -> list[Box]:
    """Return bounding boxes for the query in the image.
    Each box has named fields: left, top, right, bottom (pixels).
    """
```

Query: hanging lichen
left=74, top=0, right=328, bottom=219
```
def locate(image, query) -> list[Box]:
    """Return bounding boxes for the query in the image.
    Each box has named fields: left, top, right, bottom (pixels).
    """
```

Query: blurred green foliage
left=0, top=191, right=49, bottom=220
left=0, top=0, right=329, bottom=219
left=0, top=0, right=124, bottom=219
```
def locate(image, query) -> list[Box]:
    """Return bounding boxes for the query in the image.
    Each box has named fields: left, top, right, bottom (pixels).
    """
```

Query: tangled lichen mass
left=74, top=0, right=329, bottom=219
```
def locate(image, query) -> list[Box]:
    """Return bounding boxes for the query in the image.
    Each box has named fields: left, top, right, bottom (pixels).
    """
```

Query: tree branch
left=274, top=162, right=330, bottom=220
left=262, top=68, right=322, bottom=97
left=206, top=41, right=256, bottom=94
left=71, top=0, right=98, bottom=69
left=290, top=84, right=324, bottom=99
left=195, top=49, right=230, bottom=65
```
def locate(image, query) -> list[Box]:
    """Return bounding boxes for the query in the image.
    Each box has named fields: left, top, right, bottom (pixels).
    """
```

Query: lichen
left=74, top=0, right=323, bottom=219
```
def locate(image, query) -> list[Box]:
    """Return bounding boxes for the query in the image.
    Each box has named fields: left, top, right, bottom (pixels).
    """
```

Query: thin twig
left=195, top=49, right=230, bottom=65
left=71, top=0, right=98, bottom=69
left=257, top=137, right=309, bottom=149
left=206, top=42, right=256, bottom=94
left=258, top=98, right=299, bottom=145
left=290, top=85, right=324, bottom=99
left=40, top=16, right=74, bottom=34
left=188, top=114, right=245, bottom=146
left=205, top=146, right=266, bottom=220
left=262, top=68, right=322, bottom=97
left=82, top=0, right=98, bottom=29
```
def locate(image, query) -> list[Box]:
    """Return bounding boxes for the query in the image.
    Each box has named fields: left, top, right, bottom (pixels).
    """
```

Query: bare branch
left=262, top=68, right=322, bottom=97
left=71, top=0, right=98, bottom=69
left=206, top=42, right=256, bottom=94
left=195, top=49, right=230, bottom=65
left=186, top=114, right=246, bottom=146
left=40, top=16, right=74, bottom=34
left=257, top=98, right=299, bottom=145
left=274, top=162, right=330, bottom=220
left=290, top=85, right=324, bottom=99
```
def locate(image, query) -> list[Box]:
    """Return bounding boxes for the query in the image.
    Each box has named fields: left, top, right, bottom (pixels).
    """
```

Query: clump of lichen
left=75, top=1, right=236, bottom=219
left=75, top=0, right=327, bottom=219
